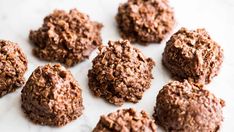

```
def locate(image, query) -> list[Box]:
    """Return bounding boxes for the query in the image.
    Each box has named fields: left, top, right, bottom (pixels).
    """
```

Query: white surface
left=0, top=0, right=234, bottom=131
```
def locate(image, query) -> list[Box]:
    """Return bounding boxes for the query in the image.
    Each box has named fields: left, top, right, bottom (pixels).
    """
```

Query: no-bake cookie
left=162, top=27, right=223, bottom=84
left=93, top=108, right=157, bottom=132
left=153, top=80, right=225, bottom=132
left=29, top=9, right=103, bottom=66
left=21, top=64, right=84, bottom=126
left=88, top=40, right=155, bottom=106
left=0, top=40, right=27, bottom=97
left=116, top=0, right=175, bottom=44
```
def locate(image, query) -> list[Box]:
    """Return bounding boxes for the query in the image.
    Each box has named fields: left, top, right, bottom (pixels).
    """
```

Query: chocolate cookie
left=0, top=40, right=27, bottom=97
left=116, top=0, right=175, bottom=44
left=21, top=64, right=84, bottom=126
left=88, top=40, right=155, bottom=106
left=153, top=80, right=225, bottom=132
left=29, top=9, right=103, bottom=66
left=93, top=108, right=157, bottom=132
left=162, top=27, right=223, bottom=84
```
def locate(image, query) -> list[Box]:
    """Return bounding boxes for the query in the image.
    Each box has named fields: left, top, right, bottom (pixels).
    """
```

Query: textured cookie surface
left=116, top=0, right=175, bottom=43
left=88, top=40, right=155, bottom=106
left=29, top=9, right=103, bottom=66
left=163, top=27, right=223, bottom=84
left=21, top=64, right=84, bottom=126
left=0, top=40, right=27, bottom=97
left=154, top=80, right=225, bottom=132
left=93, top=108, right=157, bottom=132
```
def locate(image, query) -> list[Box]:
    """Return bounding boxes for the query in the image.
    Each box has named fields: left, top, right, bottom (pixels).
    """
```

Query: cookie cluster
left=0, top=0, right=225, bottom=131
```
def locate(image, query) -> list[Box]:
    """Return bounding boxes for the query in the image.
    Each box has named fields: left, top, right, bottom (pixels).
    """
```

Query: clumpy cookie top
left=21, top=64, right=83, bottom=126
left=93, top=108, right=157, bottom=132
left=163, top=27, right=223, bottom=84
left=116, top=0, right=175, bottom=43
left=29, top=9, right=103, bottom=66
left=0, top=40, right=27, bottom=97
left=88, top=40, right=155, bottom=106
left=154, top=80, right=225, bottom=132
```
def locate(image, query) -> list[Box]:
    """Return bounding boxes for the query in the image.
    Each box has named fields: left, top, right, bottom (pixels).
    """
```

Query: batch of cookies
left=0, top=0, right=225, bottom=131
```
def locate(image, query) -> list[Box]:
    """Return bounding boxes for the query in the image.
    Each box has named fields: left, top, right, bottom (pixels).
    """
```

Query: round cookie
left=93, top=108, right=157, bottom=132
left=153, top=80, right=225, bottom=132
left=21, top=64, right=84, bottom=126
left=116, top=0, right=175, bottom=44
left=0, top=40, right=27, bottom=97
left=88, top=40, right=155, bottom=106
left=29, top=9, right=103, bottom=67
left=162, top=27, right=223, bottom=84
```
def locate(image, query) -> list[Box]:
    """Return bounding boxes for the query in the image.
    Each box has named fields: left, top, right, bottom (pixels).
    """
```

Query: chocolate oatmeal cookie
left=93, top=108, right=157, bottom=132
left=88, top=40, right=155, bottom=106
left=0, top=40, right=27, bottom=97
left=21, top=64, right=84, bottom=126
left=116, top=0, right=175, bottom=44
left=29, top=9, right=103, bottom=66
left=162, top=27, right=223, bottom=84
left=153, top=80, right=225, bottom=132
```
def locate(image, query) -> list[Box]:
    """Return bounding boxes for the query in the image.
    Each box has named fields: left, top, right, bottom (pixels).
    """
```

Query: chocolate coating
left=162, top=27, right=223, bottom=84
left=29, top=9, right=103, bottom=67
left=88, top=40, right=155, bottom=106
left=0, top=40, right=27, bottom=97
left=153, top=80, right=225, bottom=132
left=116, top=0, right=175, bottom=44
left=93, top=108, right=157, bottom=132
left=21, top=64, right=84, bottom=126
